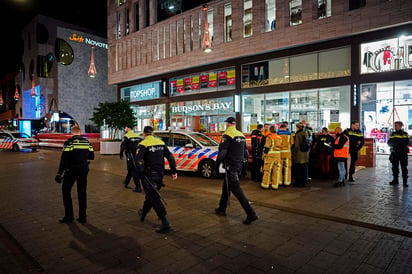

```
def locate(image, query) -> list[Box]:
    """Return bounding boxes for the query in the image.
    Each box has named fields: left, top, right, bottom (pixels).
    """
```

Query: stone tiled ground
left=0, top=149, right=411, bottom=273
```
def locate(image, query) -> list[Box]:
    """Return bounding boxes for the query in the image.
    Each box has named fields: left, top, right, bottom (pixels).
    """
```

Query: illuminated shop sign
left=361, top=35, right=412, bottom=74
left=170, top=67, right=236, bottom=96
left=69, top=33, right=108, bottom=49
left=171, top=97, right=234, bottom=114
left=121, top=81, right=162, bottom=102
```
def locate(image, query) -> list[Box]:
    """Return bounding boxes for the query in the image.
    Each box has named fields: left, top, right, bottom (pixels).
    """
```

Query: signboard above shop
left=121, top=81, right=163, bottom=102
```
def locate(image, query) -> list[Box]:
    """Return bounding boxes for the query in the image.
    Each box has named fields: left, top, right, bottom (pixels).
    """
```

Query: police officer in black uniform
left=344, top=120, right=364, bottom=182
left=136, top=126, right=178, bottom=233
left=120, top=124, right=142, bottom=192
left=251, top=124, right=263, bottom=182
left=388, top=121, right=409, bottom=187
left=214, top=117, right=258, bottom=224
left=55, top=126, right=95, bottom=223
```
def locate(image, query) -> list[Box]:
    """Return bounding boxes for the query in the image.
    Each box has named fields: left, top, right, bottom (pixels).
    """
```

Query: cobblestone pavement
left=0, top=149, right=411, bottom=273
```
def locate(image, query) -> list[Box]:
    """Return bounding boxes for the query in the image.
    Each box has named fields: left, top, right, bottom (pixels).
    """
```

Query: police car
left=150, top=130, right=219, bottom=178
left=0, top=130, right=39, bottom=152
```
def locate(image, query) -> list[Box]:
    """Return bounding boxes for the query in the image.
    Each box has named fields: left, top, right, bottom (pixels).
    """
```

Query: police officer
left=388, top=121, right=409, bottom=187
left=120, top=124, right=142, bottom=192
left=136, top=126, right=178, bottom=233
left=214, top=117, right=258, bottom=224
left=344, top=121, right=364, bottom=182
left=250, top=124, right=263, bottom=182
left=55, top=126, right=94, bottom=223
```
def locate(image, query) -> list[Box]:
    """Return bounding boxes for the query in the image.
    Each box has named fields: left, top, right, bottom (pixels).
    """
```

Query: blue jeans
left=337, top=161, right=346, bottom=182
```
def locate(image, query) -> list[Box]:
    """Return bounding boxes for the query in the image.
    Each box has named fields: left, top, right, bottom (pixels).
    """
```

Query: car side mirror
left=185, top=143, right=193, bottom=148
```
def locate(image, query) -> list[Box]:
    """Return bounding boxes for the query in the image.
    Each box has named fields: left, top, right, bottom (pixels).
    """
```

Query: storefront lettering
left=131, top=87, right=156, bottom=99
left=172, top=102, right=232, bottom=113
left=69, top=33, right=108, bottom=49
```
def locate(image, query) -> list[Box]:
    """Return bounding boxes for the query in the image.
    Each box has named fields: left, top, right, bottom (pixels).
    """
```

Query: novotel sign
left=69, top=33, right=108, bottom=49
left=121, top=81, right=162, bottom=102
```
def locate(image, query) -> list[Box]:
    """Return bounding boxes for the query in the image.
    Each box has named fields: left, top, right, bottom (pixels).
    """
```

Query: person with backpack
left=292, top=122, right=310, bottom=187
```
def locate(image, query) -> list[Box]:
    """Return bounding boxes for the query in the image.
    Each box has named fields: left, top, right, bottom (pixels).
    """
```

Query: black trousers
left=251, top=156, right=263, bottom=181
left=124, top=159, right=141, bottom=190
left=141, top=171, right=166, bottom=218
left=293, top=163, right=308, bottom=186
left=349, top=150, right=358, bottom=177
left=217, top=166, right=256, bottom=218
left=390, top=153, right=408, bottom=180
left=62, top=167, right=89, bottom=219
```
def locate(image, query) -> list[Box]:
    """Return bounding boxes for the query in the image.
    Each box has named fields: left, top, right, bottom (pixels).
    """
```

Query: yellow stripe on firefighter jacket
left=264, top=133, right=282, bottom=153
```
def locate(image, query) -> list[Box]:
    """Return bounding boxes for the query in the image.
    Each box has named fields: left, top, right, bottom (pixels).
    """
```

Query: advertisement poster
left=192, top=75, right=200, bottom=90
left=227, top=69, right=236, bottom=85
left=177, top=78, right=184, bottom=94
left=184, top=77, right=192, bottom=92
left=209, top=72, right=217, bottom=88
left=330, top=110, right=339, bottom=122
left=170, top=80, right=177, bottom=95
left=200, top=74, right=208, bottom=88
left=218, top=71, right=227, bottom=86
left=299, top=112, right=307, bottom=122
left=272, top=113, right=279, bottom=123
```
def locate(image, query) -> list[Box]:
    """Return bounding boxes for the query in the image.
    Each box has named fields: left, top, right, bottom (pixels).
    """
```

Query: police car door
left=172, top=133, right=197, bottom=171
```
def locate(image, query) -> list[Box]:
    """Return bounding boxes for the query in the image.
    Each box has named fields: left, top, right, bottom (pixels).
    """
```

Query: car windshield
left=11, top=133, right=30, bottom=138
left=189, top=133, right=218, bottom=146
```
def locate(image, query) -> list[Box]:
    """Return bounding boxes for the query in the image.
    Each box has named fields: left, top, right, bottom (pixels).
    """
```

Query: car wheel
left=12, top=144, right=20, bottom=152
left=199, top=160, right=214, bottom=179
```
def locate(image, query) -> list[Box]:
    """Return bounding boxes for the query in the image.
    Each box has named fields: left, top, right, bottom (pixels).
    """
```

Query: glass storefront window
left=242, top=47, right=350, bottom=88
left=170, top=97, right=234, bottom=133
left=241, top=86, right=350, bottom=133
left=361, top=35, right=412, bottom=74
left=361, top=80, right=412, bottom=154
left=319, top=47, right=351, bottom=79
left=131, top=104, right=166, bottom=132
left=290, top=53, right=318, bottom=82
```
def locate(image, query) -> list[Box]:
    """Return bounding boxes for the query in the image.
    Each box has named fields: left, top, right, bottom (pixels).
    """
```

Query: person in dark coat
left=315, top=127, right=334, bottom=178
left=55, top=126, right=95, bottom=224
left=250, top=124, right=263, bottom=181
left=292, top=123, right=309, bottom=187
left=120, top=125, right=142, bottom=192
left=388, top=121, right=409, bottom=187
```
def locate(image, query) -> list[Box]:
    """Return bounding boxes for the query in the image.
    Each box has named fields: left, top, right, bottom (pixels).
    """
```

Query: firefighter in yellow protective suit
left=277, top=123, right=294, bottom=186
left=261, top=125, right=282, bottom=189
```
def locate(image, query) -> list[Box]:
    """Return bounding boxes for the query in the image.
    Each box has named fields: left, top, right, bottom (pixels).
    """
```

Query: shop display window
left=361, top=35, right=412, bottom=74
left=170, top=67, right=235, bottom=96
left=170, top=97, right=234, bottom=133
left=290, top=53, right=318, bottom=82
left=361, top=80, right=412, bottom=154
left=242, top=47, right=350, bottom=88
left=241, top=86, right=350, bottom=133
left=131, top=104, right=166, bottom=132
left=265, top=0, right=276, bottom=32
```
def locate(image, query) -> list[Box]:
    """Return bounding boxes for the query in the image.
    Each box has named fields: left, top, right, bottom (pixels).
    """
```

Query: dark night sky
left=0, top=0, right=107, bottom=79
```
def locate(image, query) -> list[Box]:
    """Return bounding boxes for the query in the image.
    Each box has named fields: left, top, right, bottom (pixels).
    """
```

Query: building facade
left=16, top=15, right=116, bottom=135
left=107, top=0, right=412, bottom=142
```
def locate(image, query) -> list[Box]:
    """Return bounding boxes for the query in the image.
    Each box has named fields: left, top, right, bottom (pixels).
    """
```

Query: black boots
left=156, top=215, right=171, bottom=234
left=138, top=208, right=147, bottom=222
left=334, top=180, right=345, bottom=187
left=390, top=178, right=399, bottom=185
left=348, top=176, right=355, bottom=182
left=403, top=177, right=408, bottom=187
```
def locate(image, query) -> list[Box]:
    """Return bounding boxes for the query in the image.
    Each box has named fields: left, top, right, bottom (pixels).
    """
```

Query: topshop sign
left=121, top=81, right=162, bottom=102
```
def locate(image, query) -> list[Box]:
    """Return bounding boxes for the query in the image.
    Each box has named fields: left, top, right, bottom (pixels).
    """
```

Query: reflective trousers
left=261, top=152, right=281, bottom=189
left=280, top=151, right=292, bottom=186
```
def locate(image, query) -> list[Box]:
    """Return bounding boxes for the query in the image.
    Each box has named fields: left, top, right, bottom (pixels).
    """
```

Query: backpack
left=299, top=129, right=313, bottom=152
